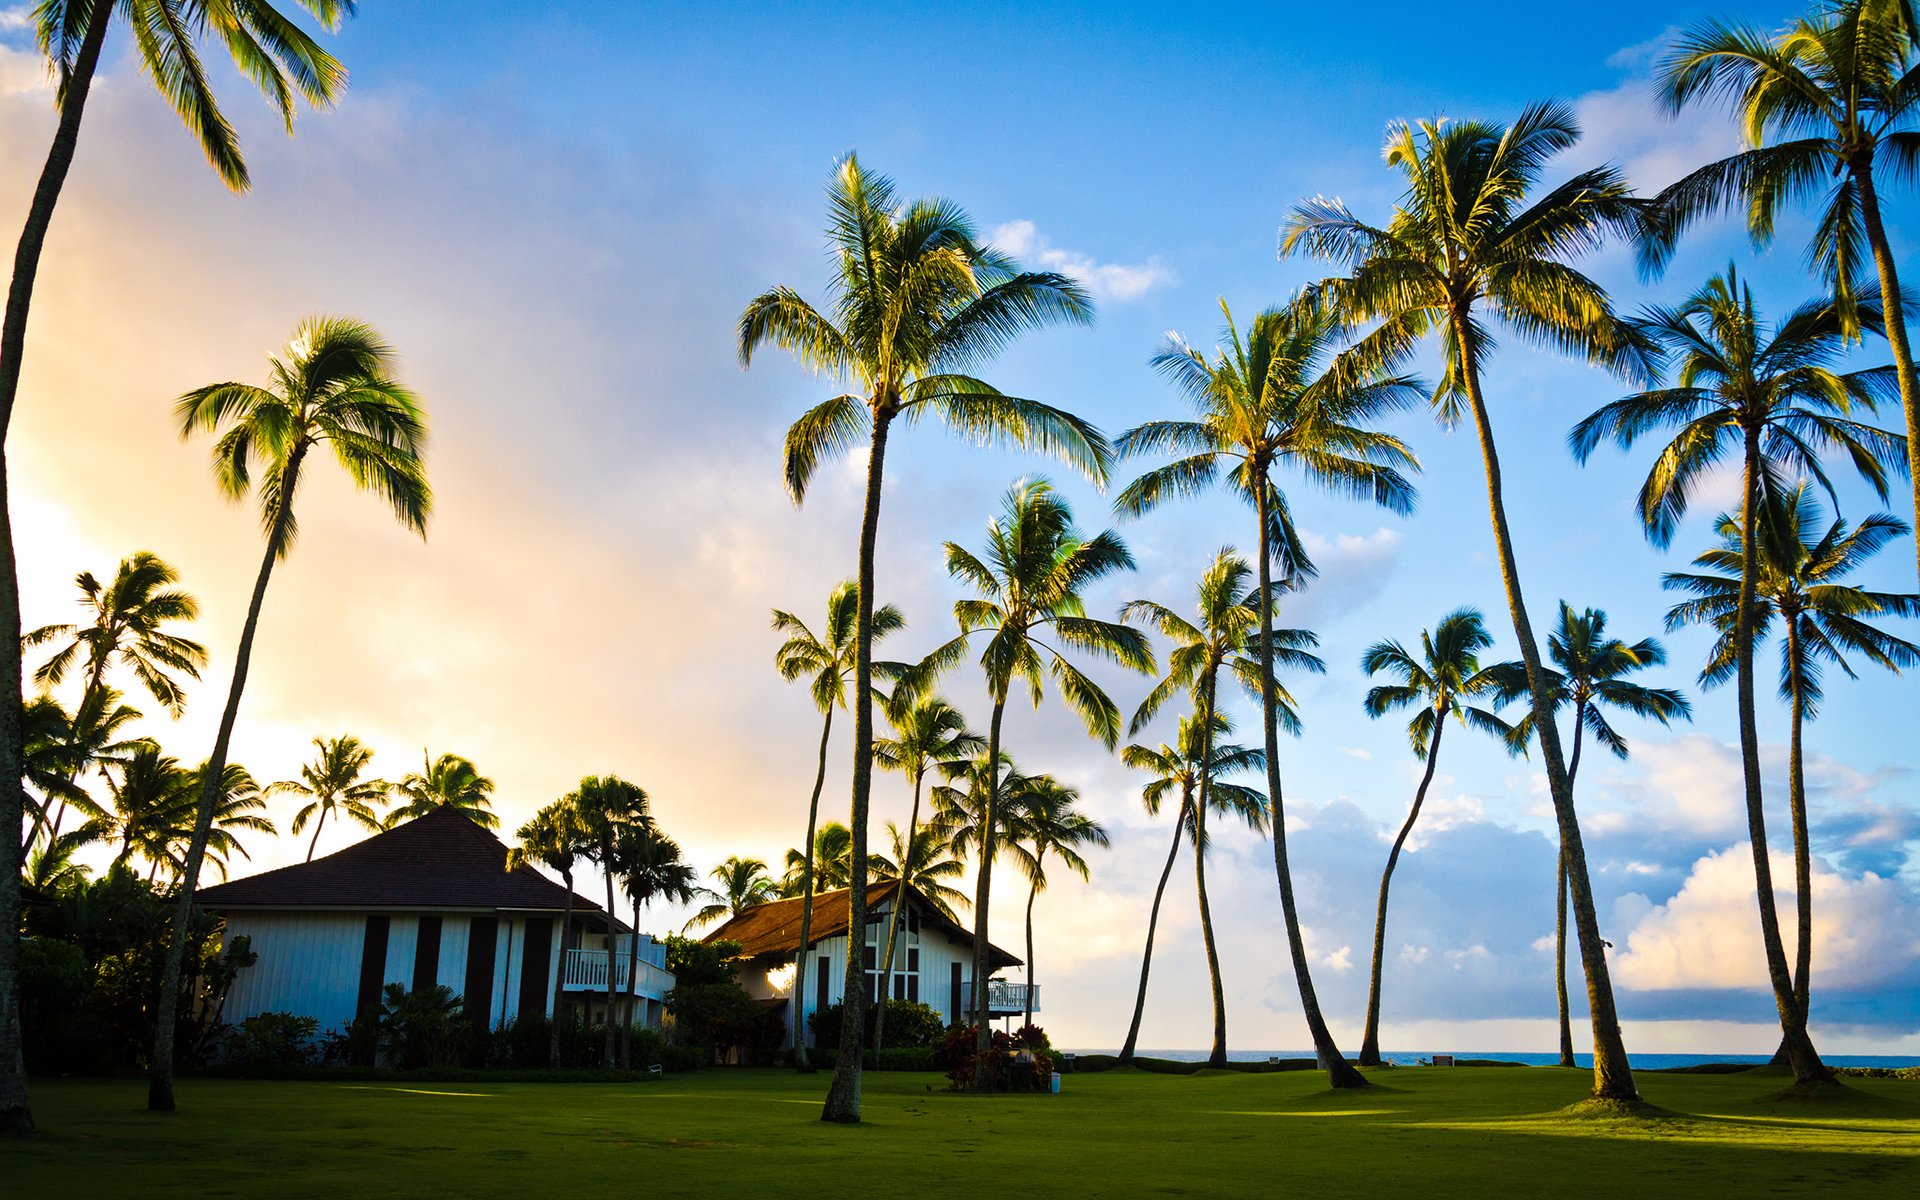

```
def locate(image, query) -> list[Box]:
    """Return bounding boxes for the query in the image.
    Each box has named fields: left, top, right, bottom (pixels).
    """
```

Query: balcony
left=562, top=938, right=673, bottom=999
left=963, top=979, right=1039, bottom=1017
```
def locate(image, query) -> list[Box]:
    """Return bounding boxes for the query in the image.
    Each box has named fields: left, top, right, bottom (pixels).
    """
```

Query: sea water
left=1074, top=1049, right=1920, bottom=1069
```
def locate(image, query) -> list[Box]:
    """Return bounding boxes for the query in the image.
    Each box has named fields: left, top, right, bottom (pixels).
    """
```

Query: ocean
left=1070, top=1049, right=1920, bottom=1069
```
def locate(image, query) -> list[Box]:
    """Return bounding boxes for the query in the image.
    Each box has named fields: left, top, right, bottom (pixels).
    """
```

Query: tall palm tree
left=19, top=696, right=92, bottom=842
left=782, top=822, right=854, bottom=895
left=1115, top=295, right=1419, bottom=1089
left=871, top=822, right=970, bottom=922
left=869, top=694, right=981, bottom=1053
left=571, top=775, right=651, bottom=1069
left=151, top=315, right=430, bottom=1112
left=267, top=736, right=389, bottom=861
left=1282, top=102, right=1662, bottom=1101
left=99, top=742, right=196, bottom=877
left=1572, top=268, right=1902, bottom=1085
left=509, top=798, right=595, bottom=1067
left=0, top=7, right=354, bottom=1131
left=925, top=479, right=1151, bottom=1085
left=739, top=154, right=1104, bottom=1124
left=1008, top=775, right=1108, bottom=1030
left=1356, top=609, right=1514, bottom=1067
left=771, top=579, right=903, bottom=1072
left=686, top=857, right=780, bottom=931
left=26, top=684, right=141, bottom=847
left=1648, top=0, right=1920, bottom=577
left=1485, top=603, right=1691, bottom=1067
left=383, top=752, right=495, bottom=829
left=1664, top=486, right=1918, bottom=1041
left=614, top=822, right=696, bottom=1069
left=184, top=761, right=275, bottom=884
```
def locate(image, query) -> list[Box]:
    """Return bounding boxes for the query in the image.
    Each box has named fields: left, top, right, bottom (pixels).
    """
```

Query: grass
left=3, top=1066, right=1914, bottom=1198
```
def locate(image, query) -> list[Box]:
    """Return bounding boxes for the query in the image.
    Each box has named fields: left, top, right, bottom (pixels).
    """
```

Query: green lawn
left=4, top=1067, right=1914, bottom=1198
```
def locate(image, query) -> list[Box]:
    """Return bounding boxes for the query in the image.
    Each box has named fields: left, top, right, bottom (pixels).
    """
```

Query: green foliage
left=808, top=1000, right=946, bottom=1051
left=375, top=984, right=469, bottom=1069
left=873, top=1046, right=938, bottom=1071
left=223, top=1012, right=320, bottom=1069
left=662, top=936, right=740, bottom=985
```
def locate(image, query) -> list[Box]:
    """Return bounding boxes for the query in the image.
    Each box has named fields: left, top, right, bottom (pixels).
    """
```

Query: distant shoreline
left=1067, top=1050, right=1920, bottom=1069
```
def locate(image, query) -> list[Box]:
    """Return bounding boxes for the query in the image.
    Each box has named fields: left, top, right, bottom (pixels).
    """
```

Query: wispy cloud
left=989, top=219, right=1173, bottom=303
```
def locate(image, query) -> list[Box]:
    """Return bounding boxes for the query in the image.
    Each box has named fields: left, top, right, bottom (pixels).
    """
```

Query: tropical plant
left=267, top=736, right=389, bottom=861
left=185, top=762, right=275, bottom=884
left=782, top=822, right=854, bottom=895
left=508, top=798, right=596, bottom=1067
left=923, top=478, right=1151, bottom=1086
left=1484, top=603, right=1691, bottom=1066
left=770, top=578, right=903, bottom=1071
left=613, top=822, right=696, bottom=1069
left=1648, top=0, right=1920, bottom=577
left=871, top=822, right=969, bottom=922
left=383, top=752, right=495, bottom=829
left=24, top=686, right=140, bottom=847
left=151, top=315, right=430, bottom=1111
left=686, top=857, right=780, bottom=930
left=1572, top=266, right=1904, bottom=1084
left=1356, top=609, right=1514, bottom=1067
left=0, top=4, right=354, bottom=1132
left=1282, top=102, right=1659, bottom=1101
left=740, top=155, right=1106, bottom=1121
left=97, top=742, right=196, bottom=878
left=1007, top=775, right=1108, bottom=1029
left=1114, top=292, right=1420, bottom=1088
left=1664, top=485, right=1918, bottom=1043
left=571, top=775, right=652, bottom=1068
left=376, top=983, right=467, bottom=1069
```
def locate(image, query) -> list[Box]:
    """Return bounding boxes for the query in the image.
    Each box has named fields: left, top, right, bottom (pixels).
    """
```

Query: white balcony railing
left=962, top=979, right=1039, bottom=1015
left=562, top=939, right=672, bottom=999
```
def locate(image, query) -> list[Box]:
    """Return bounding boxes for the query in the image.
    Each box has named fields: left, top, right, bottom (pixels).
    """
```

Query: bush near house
left=938, top=1023, right=1055, bottom=1092
left=222, top=1012, right=320, bottom=1068
left=808, top=999, right=946, bottom=1053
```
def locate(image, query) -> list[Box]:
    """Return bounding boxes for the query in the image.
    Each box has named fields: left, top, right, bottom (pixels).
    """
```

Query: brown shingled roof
left=195, top=804, right=622, bottom=928
left=703, top=880, right=1019, bottom=970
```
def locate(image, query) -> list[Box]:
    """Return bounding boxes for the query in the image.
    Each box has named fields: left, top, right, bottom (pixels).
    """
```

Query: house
left=703, top=880, right=1030, bottom=1044
left=196, top=804, right=674, bottom=1038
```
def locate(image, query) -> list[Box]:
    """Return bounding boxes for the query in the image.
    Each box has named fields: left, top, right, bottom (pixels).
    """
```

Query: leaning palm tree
left=1115, top=294, right=1419, bottom=1089
left=1484, top=603, right=1691, bottom=1067
left=383, top=752, right=495, bottom=829
left=151, top=315, right=430, bottom=1112
left=572, top=775, right=651, bottom=1069
left=1572, top=267, right=1903, bottom=1085
left=1356, top=609, right=1514, bottom=1067
left=0, top=8, right=354, bottom=1131
left=1283, top=102, right=1662, bottom=1101
left=267, top=736, right=389, bottom=861
left=686, top=857, right=780, bottom=931
left=771, top=579, right=904, bottom=1072
left=923, top=479, right=1152, bottom=1085
left=740, top=154, right=1105, bottom=1123
left=509, top=798, right=596, bottom=1067
left=1648, top=0, right=1920, bottom=576
left=1009, top=775, right=1108, bottom=1030
left=614, top=822, right=696, bottom=1069
left=1665, top=486, right=1918, bottom=1043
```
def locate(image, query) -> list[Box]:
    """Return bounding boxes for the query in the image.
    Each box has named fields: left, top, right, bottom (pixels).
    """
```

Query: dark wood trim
left=464, top=916, right=499, bottom=1036
left=412, top=915, right=443, bottom=993
left=356, top=915, right=391, bottom=1020
left=518, top=917, right=553, bottom=1020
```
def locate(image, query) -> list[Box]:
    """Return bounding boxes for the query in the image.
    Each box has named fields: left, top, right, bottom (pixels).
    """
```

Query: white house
left=196, top=804, right=675, bottom=1039
left=703, top=880, right=1031, bottom=1045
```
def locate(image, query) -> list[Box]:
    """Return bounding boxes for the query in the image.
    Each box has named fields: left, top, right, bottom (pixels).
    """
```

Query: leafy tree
left=1283, top=103, right=1657, bottom=1101
left=1572, top=267, right=1903, bottom=1084
left=508, top=798, right=595, bottom=1067
left=0, top=3, right=354, bottom=1132
left=1485, top=603, right=1690, bottom=1066
left=152, top=315, right=430, bottom=1111
left=1665, top=485, right=1918, bottom=1042
left=267, top=736, right=389, bottom=861
left=1356, top=609, right=1513, bottom=1067
left=739, top=154, right=1102, bottom=1123
left=1007, top=775, right=1107, bottom=1029
left=1648, top=0, right=1920, bottom=578
left=384, top=752, right=495, bottom=829
left=571, top=775, right=651, bottom=1068
left=686, top=857, right=779, bottom=930
left=1115, top=294, right=1419, bottom=1088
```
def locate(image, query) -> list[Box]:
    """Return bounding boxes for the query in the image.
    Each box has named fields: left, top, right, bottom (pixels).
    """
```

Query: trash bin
left=1049, top=1072, right=1062, bottom=1094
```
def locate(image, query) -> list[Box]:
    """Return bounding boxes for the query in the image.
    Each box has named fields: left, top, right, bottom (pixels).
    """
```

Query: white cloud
left=0, top=42, right=47, bottom=98
left=989, top=219, right=1173, bottom=303
left=1574, top=74, right=1742, bottom=194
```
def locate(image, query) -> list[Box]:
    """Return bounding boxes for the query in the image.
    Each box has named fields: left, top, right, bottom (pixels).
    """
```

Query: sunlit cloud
left=989, top=219, right=1174, bottom=303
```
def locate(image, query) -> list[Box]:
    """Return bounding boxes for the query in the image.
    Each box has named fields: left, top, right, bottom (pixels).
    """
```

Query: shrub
left=376, top=983, right=470, bottom=1069
left=19, top=936, right=90, bottom=1073
left=938, top=1024, right=1052, bottom=1092
left=223, top=1012, right=319, bottom=1068
left=874, top=1046, right=937, bottom=1072
left=810, top=999, right=947, bottom=1051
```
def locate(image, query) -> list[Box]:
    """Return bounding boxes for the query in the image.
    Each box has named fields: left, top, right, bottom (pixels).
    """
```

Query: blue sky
left=2, top=1, right=1915, bottom=1055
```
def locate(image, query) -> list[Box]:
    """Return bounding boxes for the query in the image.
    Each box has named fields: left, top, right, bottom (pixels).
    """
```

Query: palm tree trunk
left=791, top=708, right=832, bottom=1073
left=148, top=449, right=307, bottom=1113
left=1023, top=874, right=1038, bottom=1030
left=600, top=865, right=618, bottom=1068
left=1557, top=710, right=1588, bottom=1068
left=822, top=409, right=892, bottom=1124
left=1117, top=794, right=1189, bottom=1064
left=1193, top=672, right=1226, bottom=1069
left=1852, top=157, right=1920, bottom=586
left=1360, top=719, right=1446, bottom=1067
left=305, top=811, right=327, bottom=862
left=1454, top=325, right=1636, bottom=1102
left=1733, top=430, right=1827, bottom=1086
left=1786, top=624, right=1812, bottom=1026
left=0, top=6, right=114, bottom=1134
left=551, top=880, right=575, bottom=1068
left=871, top=768, right=924, bottom=1062
left=968, top=692, right=1009, bottom=1089
left=1253, top=475, right=1365, bottom=1089
left=621, top=892, right=640, bottom=1068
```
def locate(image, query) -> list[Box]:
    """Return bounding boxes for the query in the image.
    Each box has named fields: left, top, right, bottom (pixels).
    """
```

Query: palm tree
left=383, top=752, right=495, bottom=829
left=26, top=684, right=141, bottom=847
left=1664, top=485, right=1919, bottom=1043
left=869, top=694, right=982, bottom=1053
left=24, top=827, right=93, bottom=893
left=771, top=579, right=904, bottom=1072
left=1282, top=102, right=1661, bottom=1101
left=613, top=822, right=696, bottom=1069
left=1648, top=0, right=1920, bottom=577
left=508, top=798, right=595, bottom=1067
left=1485, top=603, right=1691, bottom=1067
left=739, top=154, right=1105, bottom=1124
left=0, top=7, right=353, bottom=1131
left=186, top=761, right=275, bottom=884
left=571, top=775, right=651, bottom=1069
left=686, top=857, right=780, bottom=931
left=1571, top=268, right=1903, bottom=1085
left=1115, top=294, right=1419, bottom=1089
left=99, top=742, right=196, bottom=877
left=871, top=822, right=970, bottom=922
left=1356, top=609, right=1514, bottom=1067
left=782, top=822, right=854, bottom=895
left=925, top=478, right=1151, bottom=1085
left=1008, top=775, right=1108, bottom=1030
left=267, top=736, right=389, bottom=861
left=151, top=315, right=430, bottom=1111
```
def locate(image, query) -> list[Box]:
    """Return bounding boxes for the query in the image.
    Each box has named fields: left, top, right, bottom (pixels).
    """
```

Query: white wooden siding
left=220, top=912, right=365, bottom=1032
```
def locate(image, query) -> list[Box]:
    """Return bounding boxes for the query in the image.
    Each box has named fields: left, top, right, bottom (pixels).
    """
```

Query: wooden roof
left=195, top=804, right=623, bottom=928
left=703, top=880, right=1019, bottom=970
